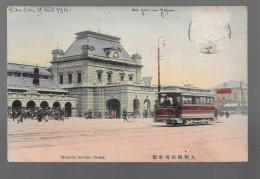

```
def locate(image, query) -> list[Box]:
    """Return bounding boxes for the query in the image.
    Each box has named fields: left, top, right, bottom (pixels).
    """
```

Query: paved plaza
left=8, top=115, right=248, bottom=162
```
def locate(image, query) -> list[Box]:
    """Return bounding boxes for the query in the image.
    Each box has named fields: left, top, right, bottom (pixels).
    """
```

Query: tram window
left=176, top=96, right=180, bottom=105
left=183, top=96, right=192, bottom=104
left=195, top=97, right=200, bottom=104
left=200, top=97, right=206, bottom=104
left=206, top=97, right=211, bottom=104
left=172, top=97, right=179, bottom=106
left=183, top=96, right=187, bottom=104
left=188, top=97, right=192, bottom=104
left=192, top=97, right=196, bottom=104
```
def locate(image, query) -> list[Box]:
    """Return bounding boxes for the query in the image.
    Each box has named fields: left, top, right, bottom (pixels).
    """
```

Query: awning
left=223, top=102, right=240, bottom=108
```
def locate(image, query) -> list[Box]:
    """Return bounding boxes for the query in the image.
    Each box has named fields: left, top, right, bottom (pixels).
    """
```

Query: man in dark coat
left=122, top=108, right=127, bottom=121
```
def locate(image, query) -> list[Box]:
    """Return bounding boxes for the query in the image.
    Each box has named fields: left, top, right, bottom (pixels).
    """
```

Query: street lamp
left=157, top=36, right=166, bottom=104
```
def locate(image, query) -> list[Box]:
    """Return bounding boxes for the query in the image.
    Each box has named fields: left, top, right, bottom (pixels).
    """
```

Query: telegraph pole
left=157, top=36, right=166, bottom=104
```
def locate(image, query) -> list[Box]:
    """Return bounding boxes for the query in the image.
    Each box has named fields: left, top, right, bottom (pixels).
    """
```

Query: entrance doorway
left=53, top=101, right=61, bottom=109
left=12, top=100, right=22, bottom=108
left=106, top=99, right=121, bottom=118
left=27, top=101, right=36, bottom=108
left=144, top=99, right=151, bottom=112
left=40, top=101, right=49, bottom=109
left=133, top=99, right=140, bottom=111
left=65, top=102, right=72, bottom=117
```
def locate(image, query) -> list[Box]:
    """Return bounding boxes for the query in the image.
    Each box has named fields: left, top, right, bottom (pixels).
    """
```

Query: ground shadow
left=150, top=123, right=216, bottom=128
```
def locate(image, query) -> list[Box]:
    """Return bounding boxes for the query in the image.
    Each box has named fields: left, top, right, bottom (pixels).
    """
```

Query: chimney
left=33, top=67, right=39, bottom=85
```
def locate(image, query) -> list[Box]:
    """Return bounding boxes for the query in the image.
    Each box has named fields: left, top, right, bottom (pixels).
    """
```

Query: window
left=77, top=73, right=81, bottom=83
left=60, top=75, right=63, bottom=84
left=129, top=76, right=133, bottom=81
left=14, top=73, right=21, bottom=77
left=108, top=74, right=112, bottom=83
left=98, top=73, right=102, bottom=82
left=200, top=97, right=206, bottom=104
left=7, top=72, right=13, bottom=76
left=68, top=74, right=72, bottom=83
left=120, top=75, right=124, bottom=81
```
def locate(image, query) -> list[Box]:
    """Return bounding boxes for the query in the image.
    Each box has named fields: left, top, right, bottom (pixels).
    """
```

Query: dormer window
left=104, top=46, right=122, bottom=59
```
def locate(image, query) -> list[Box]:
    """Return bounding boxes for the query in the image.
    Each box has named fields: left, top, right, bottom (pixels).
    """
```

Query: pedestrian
left=123, top=108, right=127, bottom=121
left=64, top=110, right=69, bottom=119
left=88, top=109, right=92, bottom=119
left=60, top=109, right=65, bottom=121
left=214, top=109, right=218, bottom=120
left=225, top=111, right=229, bottom=118
left=111, top=110, right=115, bottom=118
left=37, top=109, right=43, bottom=122
left=84, top=110, right=89, bottom=119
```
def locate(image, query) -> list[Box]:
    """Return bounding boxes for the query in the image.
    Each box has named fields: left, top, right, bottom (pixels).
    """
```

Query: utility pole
left=240, top=80, right=247, bottom=115
left=157, top=36, right=166, bottom=104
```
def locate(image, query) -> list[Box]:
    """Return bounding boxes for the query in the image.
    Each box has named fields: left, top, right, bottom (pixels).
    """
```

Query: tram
left=154, top=86, right=215, bottom=126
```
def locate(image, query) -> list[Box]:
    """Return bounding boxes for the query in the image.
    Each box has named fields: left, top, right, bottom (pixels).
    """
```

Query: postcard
left=7, top=6, right=247, bottom=162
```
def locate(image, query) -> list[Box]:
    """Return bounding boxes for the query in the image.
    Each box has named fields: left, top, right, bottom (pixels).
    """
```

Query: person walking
left=64, top=110, right=69, bottom=119
left=111, top=110, right=115, bottom=119
left=84, top=110, right=89, bottom=119
left=225, top=111, right=230, bottom=118
left=60, top=109, right=65, bottom=121
left=122, top=108, right=127, bottom=122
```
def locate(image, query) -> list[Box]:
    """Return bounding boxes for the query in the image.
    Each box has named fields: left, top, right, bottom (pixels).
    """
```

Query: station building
left=211, top=80, right=248, bottom=112
left=7, top=63, right=77, bottom=116
left=50, top=30, right=157, bottom=118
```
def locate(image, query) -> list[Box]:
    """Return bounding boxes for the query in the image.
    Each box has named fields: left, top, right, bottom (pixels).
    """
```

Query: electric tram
left=154, top=86, right=215, bottom=126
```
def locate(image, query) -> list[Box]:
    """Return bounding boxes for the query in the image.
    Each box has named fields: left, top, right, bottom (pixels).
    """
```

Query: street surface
left=8, top=115, right=248, bottom=162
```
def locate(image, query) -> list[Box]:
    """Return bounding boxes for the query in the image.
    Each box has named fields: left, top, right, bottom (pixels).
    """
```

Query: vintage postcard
left=7, top=6, right=247, bottom=162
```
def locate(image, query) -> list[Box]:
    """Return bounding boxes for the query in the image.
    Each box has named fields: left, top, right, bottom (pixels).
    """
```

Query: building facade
left=7, top=63, right=77, bottom=116
left=211, top=80, right=248, bottom=112
left=50, top=31, right=157, bottom=118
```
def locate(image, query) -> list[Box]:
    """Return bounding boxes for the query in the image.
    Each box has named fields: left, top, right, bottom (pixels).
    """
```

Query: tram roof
left=158, top=85, right=214, bottom=97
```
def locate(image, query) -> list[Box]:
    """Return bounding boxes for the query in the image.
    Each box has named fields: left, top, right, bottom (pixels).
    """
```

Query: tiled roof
left=7, top=63, right=51, bottom=76
left=7, top=76, right=65, bottom=91
left=211, top=80, right=247, bottom=89
left=63, top=31, right=133, bottom=61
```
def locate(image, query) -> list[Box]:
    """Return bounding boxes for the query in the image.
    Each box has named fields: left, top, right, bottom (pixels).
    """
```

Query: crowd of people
left=8, top=107, right=69, bottom=123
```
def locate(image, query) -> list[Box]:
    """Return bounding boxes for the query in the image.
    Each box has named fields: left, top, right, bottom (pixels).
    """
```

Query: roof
left=142, top=77, right=153, bottom=81
left=212, top=80, right=247, bottom=89
left=7, top=63, right=51, bottom=76
left=7, top=76, right=66, bottom=92
left=159, top=85, right=214, bottom=97
left=63, top=31, right=133, bottom=61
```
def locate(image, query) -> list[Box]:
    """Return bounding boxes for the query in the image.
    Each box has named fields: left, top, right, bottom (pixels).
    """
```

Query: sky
left=7, top=6, right=247, bottom=88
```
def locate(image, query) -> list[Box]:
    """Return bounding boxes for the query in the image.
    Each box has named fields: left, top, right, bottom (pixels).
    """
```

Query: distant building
left=50, top=30, right=157, bottom=118
left=211, top=80, right=248, bottom=112
left=7, top=63, right=77, bottom=116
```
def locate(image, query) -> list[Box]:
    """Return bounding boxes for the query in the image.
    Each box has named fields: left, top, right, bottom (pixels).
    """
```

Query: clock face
left=113, top=52, right=119, bottom=58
